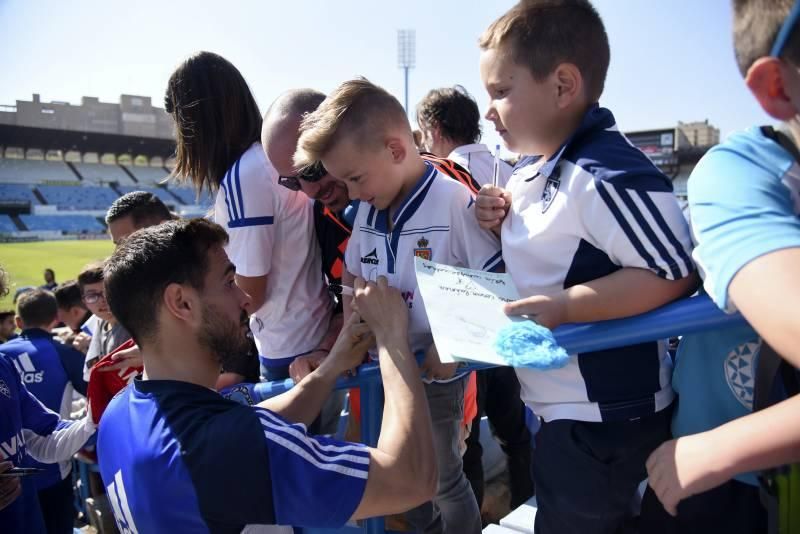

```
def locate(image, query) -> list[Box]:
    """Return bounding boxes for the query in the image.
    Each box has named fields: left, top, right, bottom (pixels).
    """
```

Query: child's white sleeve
left=450, top=188, right=504, bottom=272
left=583, top=173, right=694, bottom=280
left=344, top=207, right=364, bottom=279
left=216, top=162, right=277, bottom=278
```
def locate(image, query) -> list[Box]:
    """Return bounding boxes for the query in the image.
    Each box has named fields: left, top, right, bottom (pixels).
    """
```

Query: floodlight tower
left=397, top=29, right=416, bottom=114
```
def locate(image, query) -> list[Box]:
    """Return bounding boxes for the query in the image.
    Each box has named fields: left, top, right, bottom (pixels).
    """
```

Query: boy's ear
left=553, top=63, right=582, bottom=108
left=386, top=136, right=407, bottom=164
left=746, top=57, right=797, bottom=121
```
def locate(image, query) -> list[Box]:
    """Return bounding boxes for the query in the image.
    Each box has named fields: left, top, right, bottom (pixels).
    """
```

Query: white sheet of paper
left=415, top=257, right=522, bottom=365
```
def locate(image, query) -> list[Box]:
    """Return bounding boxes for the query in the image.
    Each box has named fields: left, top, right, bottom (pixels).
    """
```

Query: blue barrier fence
left=250, top=294, right=747, bottom=534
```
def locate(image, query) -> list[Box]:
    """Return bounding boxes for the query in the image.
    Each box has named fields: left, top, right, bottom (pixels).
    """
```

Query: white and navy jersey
left=345, top=162, right=503, bottom=378
left=215, top=143, right=333, bottom=367
left=0, top=356, right=94, bottom=534
left=449, top=143, right=513, bottom=188
left=0, top=329, right=87, bottom=489
left=502, top=105, right=695, bottom=423
left=98, top=379, right=369, bottom=532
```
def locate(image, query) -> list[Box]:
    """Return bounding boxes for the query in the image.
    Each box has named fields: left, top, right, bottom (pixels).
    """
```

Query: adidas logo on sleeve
left=11, top=353, right=43, bottom=384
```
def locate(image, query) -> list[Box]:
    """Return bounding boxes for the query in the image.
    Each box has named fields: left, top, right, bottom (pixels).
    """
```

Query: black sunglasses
left=278, top=162, right=327, bottom=191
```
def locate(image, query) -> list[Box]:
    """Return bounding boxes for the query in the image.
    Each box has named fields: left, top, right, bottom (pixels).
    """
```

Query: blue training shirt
left=0, top=356, right=64, bottom=534
left=0, top=328, right=88, bottom=489
left=673, top=126, right=800, bottom=485
left=98, top=378, right=369, bottom=533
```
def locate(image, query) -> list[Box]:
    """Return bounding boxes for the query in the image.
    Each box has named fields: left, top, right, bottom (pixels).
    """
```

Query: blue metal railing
left=252, top=294, right=747, bottom=534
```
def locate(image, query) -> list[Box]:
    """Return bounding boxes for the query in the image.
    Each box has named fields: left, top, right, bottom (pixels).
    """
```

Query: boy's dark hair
left=16, top=289, right=58, bottom=328
left=104, top=218, right=229, bottom=345
left=0, top=310, right=14, bottom=322
left=732, top=0, right=800, bottom=76
left=416, top=86, right=482, bottom=146
left=106, top=191, right=172, bottom=226
left=479, top=0, right=610, bottom=102
left=77, top=261, right=105, bottom=293
left=54, top=280, right=86, bottom=311
left=165, top=51, right=262, bottom=194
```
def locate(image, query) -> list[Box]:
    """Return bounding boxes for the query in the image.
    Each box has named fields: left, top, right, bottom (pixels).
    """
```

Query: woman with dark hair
left=165, top=52, right=334, bottom=382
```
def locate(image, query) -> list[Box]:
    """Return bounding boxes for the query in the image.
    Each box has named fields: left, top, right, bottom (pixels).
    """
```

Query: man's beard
left=198, top=303, right=252, bottom=370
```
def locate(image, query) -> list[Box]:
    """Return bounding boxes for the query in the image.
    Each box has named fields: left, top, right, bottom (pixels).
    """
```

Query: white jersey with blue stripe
left=502, top=105, right=695, bottom=423
left=215, top=143, right=333, bottom=365
left=448, top=143, right=513, bottom=188
left=98, top=379, right=369, bottom=532
left=345, top=162, right=503, bottom=379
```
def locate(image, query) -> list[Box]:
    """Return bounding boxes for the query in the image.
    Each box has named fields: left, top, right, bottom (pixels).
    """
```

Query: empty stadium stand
left=126, top=165, right=169, bottom=184
left=0, top=159, right=79, bottom=183
left=169, top=186, right=213, bottom=207
left=117, top=185, right=182, bottom=206
left=0, top=215, right=18, bottom=232
left=37, top=185, right=120, bottom=211
left=0, top=184, right=39, bottom=205
left=20, top=214, right=105, bottom=233
left=73, top=162, right=137, bottom=185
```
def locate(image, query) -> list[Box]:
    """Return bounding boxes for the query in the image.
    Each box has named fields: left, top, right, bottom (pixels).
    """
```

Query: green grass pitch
left=0, top=240, right=115, bottom=311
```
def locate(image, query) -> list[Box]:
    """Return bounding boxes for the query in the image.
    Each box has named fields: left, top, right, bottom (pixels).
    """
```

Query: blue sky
left=0, top=0, right=773, bottom=150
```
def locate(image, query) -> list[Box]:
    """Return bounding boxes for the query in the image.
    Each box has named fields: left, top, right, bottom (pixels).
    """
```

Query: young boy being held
left=476, top=1, right=696, bottom=532
left=645, top=0, right=800, bottom=525
left=296, top=78, right=503, bottom=534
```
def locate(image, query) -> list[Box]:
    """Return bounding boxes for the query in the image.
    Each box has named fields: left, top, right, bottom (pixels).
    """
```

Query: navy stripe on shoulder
left=234, top=158, right=245, bottom=219
left=596, top=181, right=667, bottom=278
left=614, top=188, right=682, bottom=279
left=570, top=130, right=674, bottom=192
left=228, top=216, right=274, bottom=228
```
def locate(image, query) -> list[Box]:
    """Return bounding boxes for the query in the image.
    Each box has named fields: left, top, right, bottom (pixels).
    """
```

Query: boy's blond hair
left=294, top=77, right=410, bottom=168
left=479, top=0, right=610, bottom=102
left=733, top=0, right=800, bottom=76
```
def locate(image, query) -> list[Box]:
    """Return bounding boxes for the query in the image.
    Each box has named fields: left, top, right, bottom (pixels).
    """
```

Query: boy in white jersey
left=475, top=2, right=696, bottom=533
left=295, top=77, right=501, bottom=534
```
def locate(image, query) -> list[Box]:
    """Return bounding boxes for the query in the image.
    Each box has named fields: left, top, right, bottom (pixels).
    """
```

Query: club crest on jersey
left=0, top=380, right=9, bottom=398
left=414, top=237, right=432, bottom=260
left=541, top=176, right=560, bottom=213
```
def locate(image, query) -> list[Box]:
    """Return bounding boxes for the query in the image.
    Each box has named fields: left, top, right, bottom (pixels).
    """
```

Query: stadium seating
left=126, top=165, right=169, bottom=184
left=117, top=185, right=181, bottom=206
left=37, top=185, right=119, bottom=210
left=0, top=159, right=79, bottom=184
left=0, top=215, right=18, bottom=233
left=169, top=186, right=214, bottom=207
left=20, top=214, right=105, bottom=233
left=0, top=184, right=39, bottom=205
left=73, top=162, right=136, bottom=185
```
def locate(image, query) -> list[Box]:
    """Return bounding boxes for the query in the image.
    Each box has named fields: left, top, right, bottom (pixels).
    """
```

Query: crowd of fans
left=1, top=0, right=799, bottom=533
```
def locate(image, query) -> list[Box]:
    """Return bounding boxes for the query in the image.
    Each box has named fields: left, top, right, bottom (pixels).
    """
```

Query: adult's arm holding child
left=646, top=394, right=800, bottom=516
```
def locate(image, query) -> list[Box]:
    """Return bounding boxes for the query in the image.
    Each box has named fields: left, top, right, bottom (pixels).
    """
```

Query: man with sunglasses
left=77, top=261, right=131, bottom=381
left=263, top=89, right=355, bottom=384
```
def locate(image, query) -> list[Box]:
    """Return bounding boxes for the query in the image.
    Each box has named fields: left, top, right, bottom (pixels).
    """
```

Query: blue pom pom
left=493, top=321, right=569, bottom=370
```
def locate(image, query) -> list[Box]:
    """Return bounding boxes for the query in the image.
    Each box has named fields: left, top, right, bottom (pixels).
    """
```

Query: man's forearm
left=713, top=395, right=800, bottom=478
left=563, top=268, right=697, bottom=324
left=375, top=332, right=436, bottom=487
left=316, top=312, right=343, bottom=352
left=256, top=362, right=338, bottom=426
